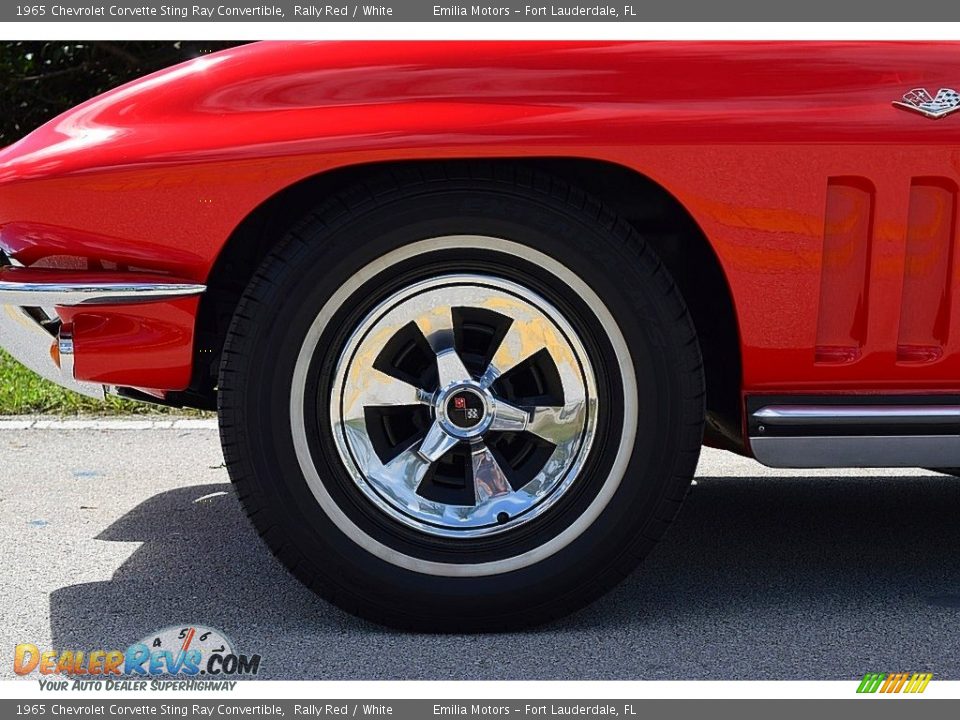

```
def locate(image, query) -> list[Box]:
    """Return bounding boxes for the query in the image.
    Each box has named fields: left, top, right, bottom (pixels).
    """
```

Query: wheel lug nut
left=496, top=512, right=510, bottom=524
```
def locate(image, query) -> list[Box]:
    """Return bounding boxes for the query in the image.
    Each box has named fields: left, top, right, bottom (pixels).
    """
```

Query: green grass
left=0, top=349, right=208, bottom=416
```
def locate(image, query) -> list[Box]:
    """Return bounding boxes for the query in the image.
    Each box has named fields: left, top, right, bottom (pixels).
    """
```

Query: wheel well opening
left=187, top=158, right=744, bottom=449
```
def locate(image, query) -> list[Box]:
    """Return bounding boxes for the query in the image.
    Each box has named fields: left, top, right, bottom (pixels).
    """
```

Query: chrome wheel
left=330, top=274, right=598, bottom=538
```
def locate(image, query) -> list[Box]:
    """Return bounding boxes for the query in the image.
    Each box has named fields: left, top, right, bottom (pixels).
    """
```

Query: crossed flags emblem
left=894, top=87, right=960, bottom=119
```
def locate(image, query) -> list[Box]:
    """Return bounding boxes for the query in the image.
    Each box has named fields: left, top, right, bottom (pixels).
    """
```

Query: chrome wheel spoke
left=489, top=398, right=530, bottom=433
left=350, top=369, right=431, bottom=411
left=471, top=442, right=513, bottom=502
left=413, top=301, right=473, bottom=385
left=380, top=445, right=432, bottom=494
left=435, top=347, right=472, bottom=388
left=415, top=306, right=456, bottom=354
left=527, top=404, right=581, bottom=446
left=418, top=421, right=461, bottom=463
left=479, top=320, right=543, bottom=388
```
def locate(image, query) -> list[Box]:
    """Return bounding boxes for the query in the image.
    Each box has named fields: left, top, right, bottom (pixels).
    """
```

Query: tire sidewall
left=224, top=184, right=696, bottom=624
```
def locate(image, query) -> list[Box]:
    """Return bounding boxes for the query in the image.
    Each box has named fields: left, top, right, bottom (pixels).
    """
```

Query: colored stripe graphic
left=857, top=672, right=932, bottom=694
left=181, top=627, right=196, bottom=652
left=910, top=673, right=933, bottom=693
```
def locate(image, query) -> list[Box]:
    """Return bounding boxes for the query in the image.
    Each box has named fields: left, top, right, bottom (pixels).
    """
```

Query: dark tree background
left=0, top=41, right=244, bottom=145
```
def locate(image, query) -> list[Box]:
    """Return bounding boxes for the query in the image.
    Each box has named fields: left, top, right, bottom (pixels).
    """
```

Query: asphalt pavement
left=2, top=418, right=959, bottom=680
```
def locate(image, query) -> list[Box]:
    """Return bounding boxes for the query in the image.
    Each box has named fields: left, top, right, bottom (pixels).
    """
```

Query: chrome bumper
left=0, top=279, right=207, bottom=306
left=0, top=303, right=105, bottom=397
left=0, top=265, right=205, bottom=399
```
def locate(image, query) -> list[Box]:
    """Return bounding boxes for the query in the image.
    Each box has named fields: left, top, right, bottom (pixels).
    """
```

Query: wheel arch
left=189, top=157, right=744, bottom=451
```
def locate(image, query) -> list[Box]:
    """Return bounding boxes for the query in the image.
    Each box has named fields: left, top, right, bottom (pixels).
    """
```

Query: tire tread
left=218, top=162, right=705, bottom=631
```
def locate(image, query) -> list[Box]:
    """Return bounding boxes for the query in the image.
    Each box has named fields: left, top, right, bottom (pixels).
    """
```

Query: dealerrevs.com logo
left=14, top=625, right=261, bottom=690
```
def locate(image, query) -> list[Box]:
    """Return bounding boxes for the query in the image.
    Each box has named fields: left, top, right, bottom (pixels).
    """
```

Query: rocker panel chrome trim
left=751, top=435, right=960, bottom=468
left=754, top=404, right=960, bottom=426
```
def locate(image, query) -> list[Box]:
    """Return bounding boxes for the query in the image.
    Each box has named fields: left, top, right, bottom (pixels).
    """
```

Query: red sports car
left=2, top=41, right=958, bottom=629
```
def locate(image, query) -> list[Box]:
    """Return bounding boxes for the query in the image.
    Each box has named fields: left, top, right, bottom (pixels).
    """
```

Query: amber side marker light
left=50, top=340, right=60, bottom=368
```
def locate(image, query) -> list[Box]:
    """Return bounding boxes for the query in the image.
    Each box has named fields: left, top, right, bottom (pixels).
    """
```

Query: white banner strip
left=6, top=21, right=960, bottom=40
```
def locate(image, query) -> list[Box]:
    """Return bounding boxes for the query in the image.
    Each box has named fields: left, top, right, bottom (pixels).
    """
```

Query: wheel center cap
left=436, top=383, right=492, bottom=438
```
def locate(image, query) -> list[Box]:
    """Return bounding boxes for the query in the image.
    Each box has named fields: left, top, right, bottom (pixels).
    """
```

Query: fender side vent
left=815, top=177, right=875, bottom=364
left=897, top=178, right=958, bottom=363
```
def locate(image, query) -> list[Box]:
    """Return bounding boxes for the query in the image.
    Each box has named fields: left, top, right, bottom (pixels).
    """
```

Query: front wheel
left=218, top=167, right=704, bottom=630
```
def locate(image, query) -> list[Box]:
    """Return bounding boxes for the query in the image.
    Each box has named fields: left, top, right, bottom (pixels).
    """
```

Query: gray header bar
left=5, top=0, right=960, bottom=22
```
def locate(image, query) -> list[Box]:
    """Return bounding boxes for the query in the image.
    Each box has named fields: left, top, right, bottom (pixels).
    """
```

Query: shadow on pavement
left=50, top=474, right=960, bottom=680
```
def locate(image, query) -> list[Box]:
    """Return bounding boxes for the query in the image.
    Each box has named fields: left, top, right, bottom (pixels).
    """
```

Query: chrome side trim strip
left=754, top=404, right=960, bottom=426
left=751, top=435, right=960, bottom=469
left=0, top=281, right=206, bottom=306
